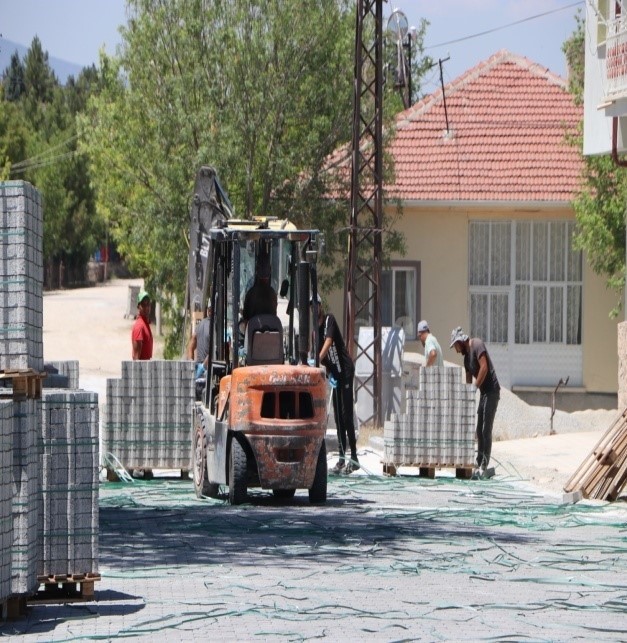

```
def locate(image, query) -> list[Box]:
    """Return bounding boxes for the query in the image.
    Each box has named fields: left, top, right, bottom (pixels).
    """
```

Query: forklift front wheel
left=228, top=435, right=248, bottom=505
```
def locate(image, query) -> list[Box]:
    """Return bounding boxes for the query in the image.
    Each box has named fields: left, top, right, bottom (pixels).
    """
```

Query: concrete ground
left=2, top=279, right=623, bottom=640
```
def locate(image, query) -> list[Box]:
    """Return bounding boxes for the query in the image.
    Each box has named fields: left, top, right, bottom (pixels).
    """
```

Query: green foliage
left=4, top=51, right=25, bottom=102
left=1, top=38, right=103, bottom=281
left=562, top=9, right=584, bottom=105
left=80, top=0, right=355, bottom=357
left=81, top=0, right=432, bottom=356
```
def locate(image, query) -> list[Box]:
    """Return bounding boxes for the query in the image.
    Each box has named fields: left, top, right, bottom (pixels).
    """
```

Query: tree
left=565, top=11, right=627, bottom=316
left=81, top=0, right=353, bottom=356
left=1, top=39, right=103, bottom=286
left=22, top=36, right=57, bottom=125
left=81, top=0, right=432, bottom=356
left=4, top=51, right=25, bottom=102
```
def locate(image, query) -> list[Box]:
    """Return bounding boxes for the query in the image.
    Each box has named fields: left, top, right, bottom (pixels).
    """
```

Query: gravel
left=493, top=387, right=619, bottom=441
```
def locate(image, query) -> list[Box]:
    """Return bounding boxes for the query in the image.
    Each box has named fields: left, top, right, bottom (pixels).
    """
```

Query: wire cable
left=425, top=1, right=585, bottom=50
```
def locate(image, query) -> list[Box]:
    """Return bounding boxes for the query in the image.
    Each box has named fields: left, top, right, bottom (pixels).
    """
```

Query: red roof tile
left=387, top=49, right=582, bottom=203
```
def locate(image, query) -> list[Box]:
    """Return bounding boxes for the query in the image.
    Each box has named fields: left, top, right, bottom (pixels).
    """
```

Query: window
left=516, top=221, right=582, bottom=345
left=469, top=220, right=582, bottom=346
left=355, top=263, right=419, bottom=340
left=469, top=222, right=510, bottom=343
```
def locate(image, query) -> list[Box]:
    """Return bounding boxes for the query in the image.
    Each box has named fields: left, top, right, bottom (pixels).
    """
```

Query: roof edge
left=395, top=199, right=574, bottom=210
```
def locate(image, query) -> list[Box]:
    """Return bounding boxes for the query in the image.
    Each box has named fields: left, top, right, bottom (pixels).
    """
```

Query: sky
left=0, top=0, right=583, bottom=94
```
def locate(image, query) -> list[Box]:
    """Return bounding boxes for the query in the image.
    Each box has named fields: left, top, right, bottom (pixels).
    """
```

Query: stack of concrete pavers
left=39, top=390, right=99, bottom=577
left=103, top=360, right=195, bottom=470
left=384, top=366, right=476, bottom=467
left=10, top=397, right=41, bottom=596
left=0, top=181, right=43, bottom=372
left=0, top=401, right=13, bottom=608
left=1, top=181, right=100, bottom=605
left=47, top=360, right=79, bottom=389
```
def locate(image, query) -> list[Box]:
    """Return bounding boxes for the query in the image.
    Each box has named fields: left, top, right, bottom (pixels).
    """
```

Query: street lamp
left=387, top=9, right=416, bottom=109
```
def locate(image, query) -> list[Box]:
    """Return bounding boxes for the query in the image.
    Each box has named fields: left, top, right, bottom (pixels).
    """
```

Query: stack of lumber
left=564, top=408, right=627, bottom=501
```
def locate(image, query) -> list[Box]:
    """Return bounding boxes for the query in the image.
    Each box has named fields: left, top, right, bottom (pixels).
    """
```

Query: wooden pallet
left=564, top=408, right=627, bottom=501
left=30, top=573, right=102, bottom=603
left=0, top=368, right=45, bottom=400
left=383, top=462, right=473, bottom=479
left=3, top=595, right=29, bottom=620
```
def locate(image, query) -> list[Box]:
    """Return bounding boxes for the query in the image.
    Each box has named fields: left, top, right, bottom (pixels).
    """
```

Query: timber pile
left=564, top=408, right=627, bottom=501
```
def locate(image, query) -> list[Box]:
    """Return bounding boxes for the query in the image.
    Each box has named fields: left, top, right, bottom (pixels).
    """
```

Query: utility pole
left=345, top=0, right=384, bottom=426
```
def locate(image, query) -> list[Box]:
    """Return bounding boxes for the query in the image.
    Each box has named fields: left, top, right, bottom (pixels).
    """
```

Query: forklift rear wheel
left=273, top=488, right=296, bottom=500
left=308, top=440, right=327, bottom=504
left=229, top=435, right=248, bottom=505
left=193, top=419, right=219, bottom=498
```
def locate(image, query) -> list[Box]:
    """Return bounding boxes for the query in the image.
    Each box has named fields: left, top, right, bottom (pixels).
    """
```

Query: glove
left=329, top=376, right=338, bottom=389
left=307, top=358, right=315, bottom=367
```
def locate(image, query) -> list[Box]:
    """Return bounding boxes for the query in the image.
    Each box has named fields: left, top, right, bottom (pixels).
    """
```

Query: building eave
left=393, top=199, right=574, bottom=210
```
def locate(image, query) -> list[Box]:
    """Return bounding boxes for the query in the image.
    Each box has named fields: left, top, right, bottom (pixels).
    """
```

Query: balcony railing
left=605, top=14, right=627, bottom=99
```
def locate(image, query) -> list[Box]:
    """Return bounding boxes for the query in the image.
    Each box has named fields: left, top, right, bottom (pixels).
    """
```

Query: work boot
left=330, top=460, right=345, bottom=475
left=343, top=459, right=360, bottom=475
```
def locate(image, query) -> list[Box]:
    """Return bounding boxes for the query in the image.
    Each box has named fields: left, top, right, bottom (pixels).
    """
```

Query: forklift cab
left=199, top=221, right=323, bottom=413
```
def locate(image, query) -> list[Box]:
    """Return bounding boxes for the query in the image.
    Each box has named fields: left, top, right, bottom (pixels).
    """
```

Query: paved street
left=3, top=456, right=626, bottom=642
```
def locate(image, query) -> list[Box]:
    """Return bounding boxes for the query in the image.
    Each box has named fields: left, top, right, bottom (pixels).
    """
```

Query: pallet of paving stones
left=382, top=461, right=474, bottom=479
left=564, top=408, right=627, bottom=501
left=0, top=368, right=45, bottom=400
left=30, top=573, right=102, bottom=603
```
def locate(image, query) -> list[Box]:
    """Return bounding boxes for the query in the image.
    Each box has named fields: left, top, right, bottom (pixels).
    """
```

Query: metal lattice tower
left=344, top=0, right=384, bottom=427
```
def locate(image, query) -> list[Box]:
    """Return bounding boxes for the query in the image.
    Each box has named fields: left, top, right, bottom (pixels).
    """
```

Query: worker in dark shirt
left=450, top=326, right=500, bottom=479
left=242, top=246, right=277, bottom=322
left=313, top=296, right=359, bottom=475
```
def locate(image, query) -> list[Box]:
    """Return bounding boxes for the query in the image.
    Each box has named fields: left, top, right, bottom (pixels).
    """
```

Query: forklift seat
left=246, top=314, right=284, bottom=365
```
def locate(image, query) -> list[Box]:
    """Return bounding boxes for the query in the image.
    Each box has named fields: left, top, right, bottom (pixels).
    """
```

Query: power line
left=10, top=134, right=78, bottom=171
left=425, top=1, right=584, bottom=50
left=11, top=150, right=77, bottom=174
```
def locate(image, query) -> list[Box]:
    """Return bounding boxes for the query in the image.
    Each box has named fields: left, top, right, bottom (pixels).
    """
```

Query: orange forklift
left=187, top=167, right=328, bottom=504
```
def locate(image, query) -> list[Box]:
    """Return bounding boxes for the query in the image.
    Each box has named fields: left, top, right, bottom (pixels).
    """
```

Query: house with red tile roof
left=327, top=49, right=618, bottom=399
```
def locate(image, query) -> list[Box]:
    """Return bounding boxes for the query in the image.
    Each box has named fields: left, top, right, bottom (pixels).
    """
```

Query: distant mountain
left=0, top=37, right=84, bottom=85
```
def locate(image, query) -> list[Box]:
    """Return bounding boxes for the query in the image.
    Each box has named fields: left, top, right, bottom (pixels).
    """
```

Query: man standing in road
left=417, top=320, right=443, bottom=367
left=313, top=296, right=359, bottom=475
left=132, top=290, right=153, bottom=360
left=450, top=326, right=500, bottom=479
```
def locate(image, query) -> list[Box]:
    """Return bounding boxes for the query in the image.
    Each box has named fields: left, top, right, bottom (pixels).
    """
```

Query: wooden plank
left=564, top=409, right=627, bottom=493
left=382, top=462, right=397, bottom=476
left=605, top=461, right=627, bottom=501
left=5, top=596, right=27, bottom=620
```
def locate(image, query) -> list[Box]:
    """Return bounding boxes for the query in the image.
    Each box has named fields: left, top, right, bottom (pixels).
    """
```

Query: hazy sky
left=1, top=0, right=582, bottom=94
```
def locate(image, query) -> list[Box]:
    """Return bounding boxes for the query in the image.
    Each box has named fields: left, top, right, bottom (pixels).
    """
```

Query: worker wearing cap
left=132, top=290, right=153, bottom=360
left=450, top=326, right=500, bottom=478
left=417, top=320, right=443, bottom=368
left=312, top=296, right=359, bottom=475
